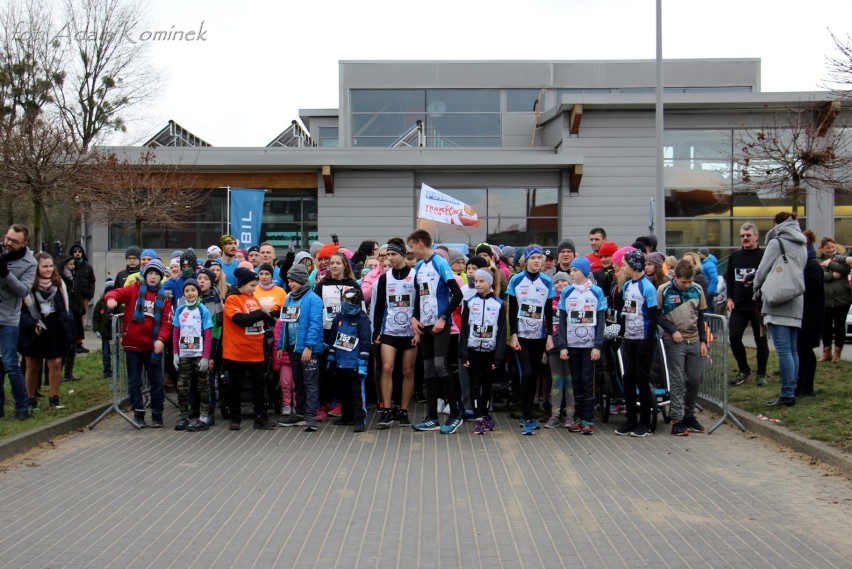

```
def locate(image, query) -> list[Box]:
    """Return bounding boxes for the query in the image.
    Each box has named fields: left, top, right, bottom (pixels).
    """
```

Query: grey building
left=92, top=58, right=848, bottom=281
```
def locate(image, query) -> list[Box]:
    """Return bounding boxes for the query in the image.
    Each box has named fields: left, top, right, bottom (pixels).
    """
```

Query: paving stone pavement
left=0, top=405, right=850, bottom=569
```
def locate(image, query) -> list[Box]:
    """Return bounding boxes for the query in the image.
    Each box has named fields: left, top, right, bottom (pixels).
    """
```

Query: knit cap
left=552, top=271, right=570, bottom=283
left=448, top=249, right=466, bottom=265
left=125, top=245, right=141, bottom=259
left=182, top=278, right=200, bottom=293
left=141, top=248, right=157, bottom=260
left=599, top=242, right=619, bottom=257
left=501, top=246, right=516, bottom=260
left=143, top=259, right=166, bottom=278
left=233, top=267, right=258, bottom=288
left=258, top=263, right=275, bottom=275
left=103, top=277, right=115, bottom=292
left=287, top=264, right=309, bottom=285
left=624, top=249, right=646, bottom=272
left=612, top=246, right=636, bottom=269
left=697, top=247, right=710, bottom=257
left=646, top=252, right=665, bottom=268
left=569, top=257, right=592, bottom=277
left=557, top=240, right=576, bottom=253
left=474, top=243, right=494, bottom=258
left=317, top=243, right=339, bottom=260
left=466, top=256, right=488, bottom=270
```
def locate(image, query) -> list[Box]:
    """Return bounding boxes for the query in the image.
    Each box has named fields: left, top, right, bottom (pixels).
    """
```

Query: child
left=277, top=264, right=325, bottom=432
left=196, top=268, right=223, bottom=425
left=328, top=287, right=373, bottom=432
left=172, top=279, right=214, bottom=431
left=105, top=259, right=173, bottom=428
left=273, top=317, right=295, bottom=415
left=92, top=278, right=118, bottom=379
left=614, top=249, right=662, bottom=438
left=657, top=259, right=708, bottom=436
left=555, top=258, right=607, bottom=435
left=544, top=272, right=574, bottom=429
left=457, top=255, right=488, bottom=419
left=222, top=267, right=276, bottom=430
left=459, top=267, right=505, bottom=435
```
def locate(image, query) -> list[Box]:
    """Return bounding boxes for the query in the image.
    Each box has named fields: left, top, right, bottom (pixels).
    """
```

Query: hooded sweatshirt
left=753, top=218, right=807, bottom=327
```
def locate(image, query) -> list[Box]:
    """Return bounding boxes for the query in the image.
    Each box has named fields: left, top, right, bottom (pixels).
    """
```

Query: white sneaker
left=282, top=406, right=292, bottom=416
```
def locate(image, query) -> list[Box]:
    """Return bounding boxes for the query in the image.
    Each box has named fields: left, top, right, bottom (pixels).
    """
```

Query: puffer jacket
left=816, top=252, right=851, bottom=307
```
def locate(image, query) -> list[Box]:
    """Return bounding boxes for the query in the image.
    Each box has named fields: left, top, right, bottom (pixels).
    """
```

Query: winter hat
left=646, top=252, right=665, bottom=268
left=557, top=240, right=576, bottom=254
left=180, top=248, right=197, bottom=268
left=141, top=248, right=157, bottom=260
left=448, top=249, right=466, bottom=265
left=341, top=248, right=354, bottom=260
left=237, top=248, right=248, bottom=260
left=466, top=256, right=488, bottom=270
left=171, top=250, right=184, bottom=260
left=238, top=261, right=254, bottom=270
left=204, top=259, right=221, bottom=269
left=143, top=259, right=166, bottom=278
left=474, top=269, right=494, bottom=286
left=524, top=245, right=544, bottom=261
left=624, top=249, right=646, bottom=272
left=599, top=242, right=619, bottom=258
left=169, top=257, right=181, bottom=268
left=474, top=243, right=494, bottom=258
left=206, top=245, right=221, bottom=259
left=182, top=278, right=200, bottom=293
left=219, top=234, right=237, bottom=248
left=287, top=264, right=309, bottom=285
left=196, top=268, right=215, bottom=284
left=233, top=267, right=258, bottom=288
left=612, top=246, right=636, bottom=269
left=569, top=257, right=592, bottom=277
left=309, top=241, right=324, bottom=257
left=103, top=277, right=115, bottom=293
left=552, top=271, right=570, bottom=283
left=317, top=243, right=339, bottom=260
left=434, top=248, right=450, bottom=262
left=501, top=246, right=516, bottom=260
left=258, top=263, right=274, bottom=275
left=247, top=245, right=260, bottom=255
left=342, top=287, right=363, bottom=305
left=125, top=245, right=141, bottom=259
left=697, top=247, right=710, bottom=257
left=70, top=243, right=84, bottom=255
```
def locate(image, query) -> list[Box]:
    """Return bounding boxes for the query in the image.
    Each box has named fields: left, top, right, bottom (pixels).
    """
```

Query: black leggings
left=515, top=337, right=546, bottom=421
left=225, top=360, right=267, bottom=418
left=620, top=339, right=654, bottom=427
left=467, top=350, right=495, bottom=418
left=822, top=305, right=850, bottom=349
left=420, top=324, right=457, bottom=418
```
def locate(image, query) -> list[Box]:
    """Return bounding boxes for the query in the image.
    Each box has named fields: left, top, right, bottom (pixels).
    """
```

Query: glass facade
left=109, top=189, right=318, bottom=250
left=415, top=186, right=558, bottom=249
left=318, top=127, right=338, bottom=147
left=351, top=89, right=501, bottom=147
left=664, top=129, right=808, bottom=258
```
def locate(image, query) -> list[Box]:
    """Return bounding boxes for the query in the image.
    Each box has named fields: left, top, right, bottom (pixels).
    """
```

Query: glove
left=357, top=358, right=368, bottom=379
left=95, top=332, right=102, bottom=339
left=198, top=358, right=210, bottom=372
left=326, top=351, right=336, bottom=370
left=173, top=355, right=180, bottom=369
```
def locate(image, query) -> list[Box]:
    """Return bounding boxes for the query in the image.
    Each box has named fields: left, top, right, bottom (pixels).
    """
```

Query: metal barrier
left=88, top=314, right=178, bottom=429
left=700, top=313, right=746, bottom=434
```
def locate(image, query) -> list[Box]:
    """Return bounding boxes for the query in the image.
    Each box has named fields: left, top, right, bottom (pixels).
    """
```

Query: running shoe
left=413, top=418, right=441, bottom=431
left=731, top=372, right=750, bottom=386
left=353, top=419, right=367, bottom=433
left=473, top=419, right=486, bottom=435
left=544, top=416, right=561, bottom=429
left=483, top=415, right=495, bottom=431
left=755, top=375, right=767, bottom=387
left=278, top=415, right=306, bottom=427
left=315, top=408, right=328, bottom=422
left=521, top=419, right=538, bottom=435
left=304, top=417, right=318, bottom=432
left=377, top=409, right=395, bottom=429
left=581, top=422, right=595, bottom=435
left=440, top=415, right=463, bottom=434
left=567, top=419, right=583, bottom=433
left=174, top=418, right=190, bottom=431
left=282, top=405, right=292, bottom=416
left=396, top=409, right=411, bottom=427
left=671, top=421, right=689, bottom=436
left=683, top=415, right=705, bottom=433
left=615, top=423, right=637, bottom=436
left=328, top=402, right=343, bottom=417
left=186, top=419, right=209, bottom=432
left=629, top=425, right=652, bottom=438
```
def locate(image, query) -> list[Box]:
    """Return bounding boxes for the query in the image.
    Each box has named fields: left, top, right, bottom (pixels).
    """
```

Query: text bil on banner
left=418, top=184, right=480, bottom=227
left=229, top=188, right=265, bottom=246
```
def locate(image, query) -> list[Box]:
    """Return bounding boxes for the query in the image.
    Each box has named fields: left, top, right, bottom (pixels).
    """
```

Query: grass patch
left=0, top=353, right=111, bottom=439
left=726, top=348, right=852, bottom=454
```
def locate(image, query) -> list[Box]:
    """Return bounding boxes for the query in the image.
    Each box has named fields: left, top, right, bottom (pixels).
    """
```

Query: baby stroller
left=614, top=337, right=672, bottom=432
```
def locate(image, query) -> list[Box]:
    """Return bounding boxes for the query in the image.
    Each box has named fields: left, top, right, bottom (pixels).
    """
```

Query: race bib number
left=606, top=308, right=618, bottom=323
left=179, top=335, right=202, bottom=351
left=735, top=268, right=756, bottom=283
left=518, top=303, right=542, bottom=320
left=333, top=332, right=358, bottom=352
left=568, top=310, right=596, bottom=326
left=325, top=303, right=340, bottom=321
left=472, top=324, right=494, bottom=339
left=388, top=294, right=411, bottom=309
left=418, top=282, right=432, bottom=297
left=623, top=300, right=639, bottom=316
left=282, top=306, right=300, bottom=322
left=245, top=322, right=264, bottom=335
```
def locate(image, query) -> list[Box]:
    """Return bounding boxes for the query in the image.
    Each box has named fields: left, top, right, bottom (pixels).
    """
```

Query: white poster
left=418, top=183, right=480, bottom=227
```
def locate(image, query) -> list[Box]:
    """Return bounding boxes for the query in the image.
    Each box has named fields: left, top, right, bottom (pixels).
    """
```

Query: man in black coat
left=69, top=243, right=95, bottom=354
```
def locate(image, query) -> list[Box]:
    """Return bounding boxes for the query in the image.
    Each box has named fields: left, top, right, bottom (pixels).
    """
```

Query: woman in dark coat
left=19, top=253, right=75, bottom=409
left=798, top=230, right=825, bottom=396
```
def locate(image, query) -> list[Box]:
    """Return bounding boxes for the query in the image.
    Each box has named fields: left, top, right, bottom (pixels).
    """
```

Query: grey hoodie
left=0, top=248, right=37, bottom=326
left=753, top=218, right=807, bottom=327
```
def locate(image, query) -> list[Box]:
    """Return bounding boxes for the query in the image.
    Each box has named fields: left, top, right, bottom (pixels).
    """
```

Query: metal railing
left=700, top=313, right=746, bottom=434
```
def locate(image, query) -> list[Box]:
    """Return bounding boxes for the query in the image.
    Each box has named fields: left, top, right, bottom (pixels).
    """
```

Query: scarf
left=341, top=301, right=360, bottom=317
left=288, top=285, right=309, bottom=301
left=257, top=281, right=276, bottom=291
left=184, top=297, right=202, bottom=310
left=37, top=285, right=58, bottom=317
left=573, top=279, right=592, bottom=293
left=133, top=282, right=168, bottom=343
left=38, top=277, right=53, bottom=290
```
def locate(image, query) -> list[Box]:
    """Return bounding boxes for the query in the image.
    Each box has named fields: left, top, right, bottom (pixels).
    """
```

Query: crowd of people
left=1, top=213, right=837, bottom=435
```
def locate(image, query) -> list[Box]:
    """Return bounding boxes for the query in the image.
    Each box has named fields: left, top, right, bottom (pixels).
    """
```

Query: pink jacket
left=272, top=319, right=291, bottom=371
left=361, top=265, right=385, bottom=304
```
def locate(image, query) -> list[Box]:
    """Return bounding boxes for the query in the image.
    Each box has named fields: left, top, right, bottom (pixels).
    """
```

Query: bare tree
left=57, top=0, right=158, bottom=151
left=826, top=31, right=852, bottom=100
left=83, top=149, right=208, bottom=245
left=735, top=104, right=852, bottom=215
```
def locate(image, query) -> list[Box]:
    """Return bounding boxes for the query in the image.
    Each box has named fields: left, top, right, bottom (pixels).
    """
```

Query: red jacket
left=105, top=283, right=173, bottom=352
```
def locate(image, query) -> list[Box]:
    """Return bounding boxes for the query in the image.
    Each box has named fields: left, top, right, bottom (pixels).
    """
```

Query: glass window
left=507, top=89, right=544, bottom=112
left=557, top=88, right=612, bottom=96
left=351, top=89, right=423, bottom=113
left=318, top=127, right=338, bottom=147
left=259, top=191, right=318, bottom=249
left=487, top=188, right=558, bottom=217
left=426, top=89, right=498, bottom=113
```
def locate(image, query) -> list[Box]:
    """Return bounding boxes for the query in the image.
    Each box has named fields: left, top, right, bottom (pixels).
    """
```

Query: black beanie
left=234, top=267, right=257, bottom=288
left=557, top=240, right=576, bottom=253
left=474, top=243, right=493, bottom=258
left=258, top=263, right=275, bottom=275
left=466, top=256, right=488, bottom=269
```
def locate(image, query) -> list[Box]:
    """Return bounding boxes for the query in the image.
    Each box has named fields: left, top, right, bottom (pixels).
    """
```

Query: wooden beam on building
left=815, top=100, right=841, bottom=137
left=568, top=164, right=583, bottom=194
left=569, top=104, right=583, bottom=135
left=323, top=165, right=334, bottom=194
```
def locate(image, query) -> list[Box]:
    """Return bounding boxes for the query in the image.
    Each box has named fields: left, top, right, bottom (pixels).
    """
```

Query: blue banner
left=229, top=188, right=265, bottom=247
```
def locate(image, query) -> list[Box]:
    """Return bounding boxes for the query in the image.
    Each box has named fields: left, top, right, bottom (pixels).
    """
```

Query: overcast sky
left=116, top=0, right=852, bottom=147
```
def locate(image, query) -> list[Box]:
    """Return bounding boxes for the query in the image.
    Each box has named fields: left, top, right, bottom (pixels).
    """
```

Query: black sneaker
left=615, top=423, right=637, bottom=436
left=396, top=409, right=411, bottom=427
left=229, top=419, right=241, bottom=430
left=682, top=416, right=705, bottom=433
left=253, top=415, right=276, bottom=430
left=671, top=421, right=689, bottom=436
left=731, top=371, right=750, bottom=386
left=75, top=345, right=90, bottom=354
left=278, top=415, right=306, bottom=427
left=133, top=411, right=147, bottom=428
left=377, top=409, right=395, bottom=429
left=304, top=417, right=318, bottom=432
left=151, top=414, right=164, bottom=428
left=629, top=425, right=652, bottom=438
left=14, top=410, right=29, bottom=421
left=353, top=419, right=367, bottom=433
left=186, top=419, right=209, bottom=432
left=49, top=396, right=65, bottom=409
left=175, top=418, right=190, bottom=431
left=28, top=398, right=39, bottom=411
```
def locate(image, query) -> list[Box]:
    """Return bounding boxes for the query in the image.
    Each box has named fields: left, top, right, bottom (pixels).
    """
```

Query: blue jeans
left=125, top=350, right=164, bottom=414
left=768, top=324, right=799, bottom=398
left=289, top=350, right=319, bottom=418
left=0, top=325, right=29, bottom=414
left=101, top=338, right=112, bottom=376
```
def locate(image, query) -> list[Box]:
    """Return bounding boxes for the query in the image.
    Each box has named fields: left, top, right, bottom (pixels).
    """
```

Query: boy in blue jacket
left=328, top=287, right=373, bottom=432
left=276, top=264, right=325, bottom=432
